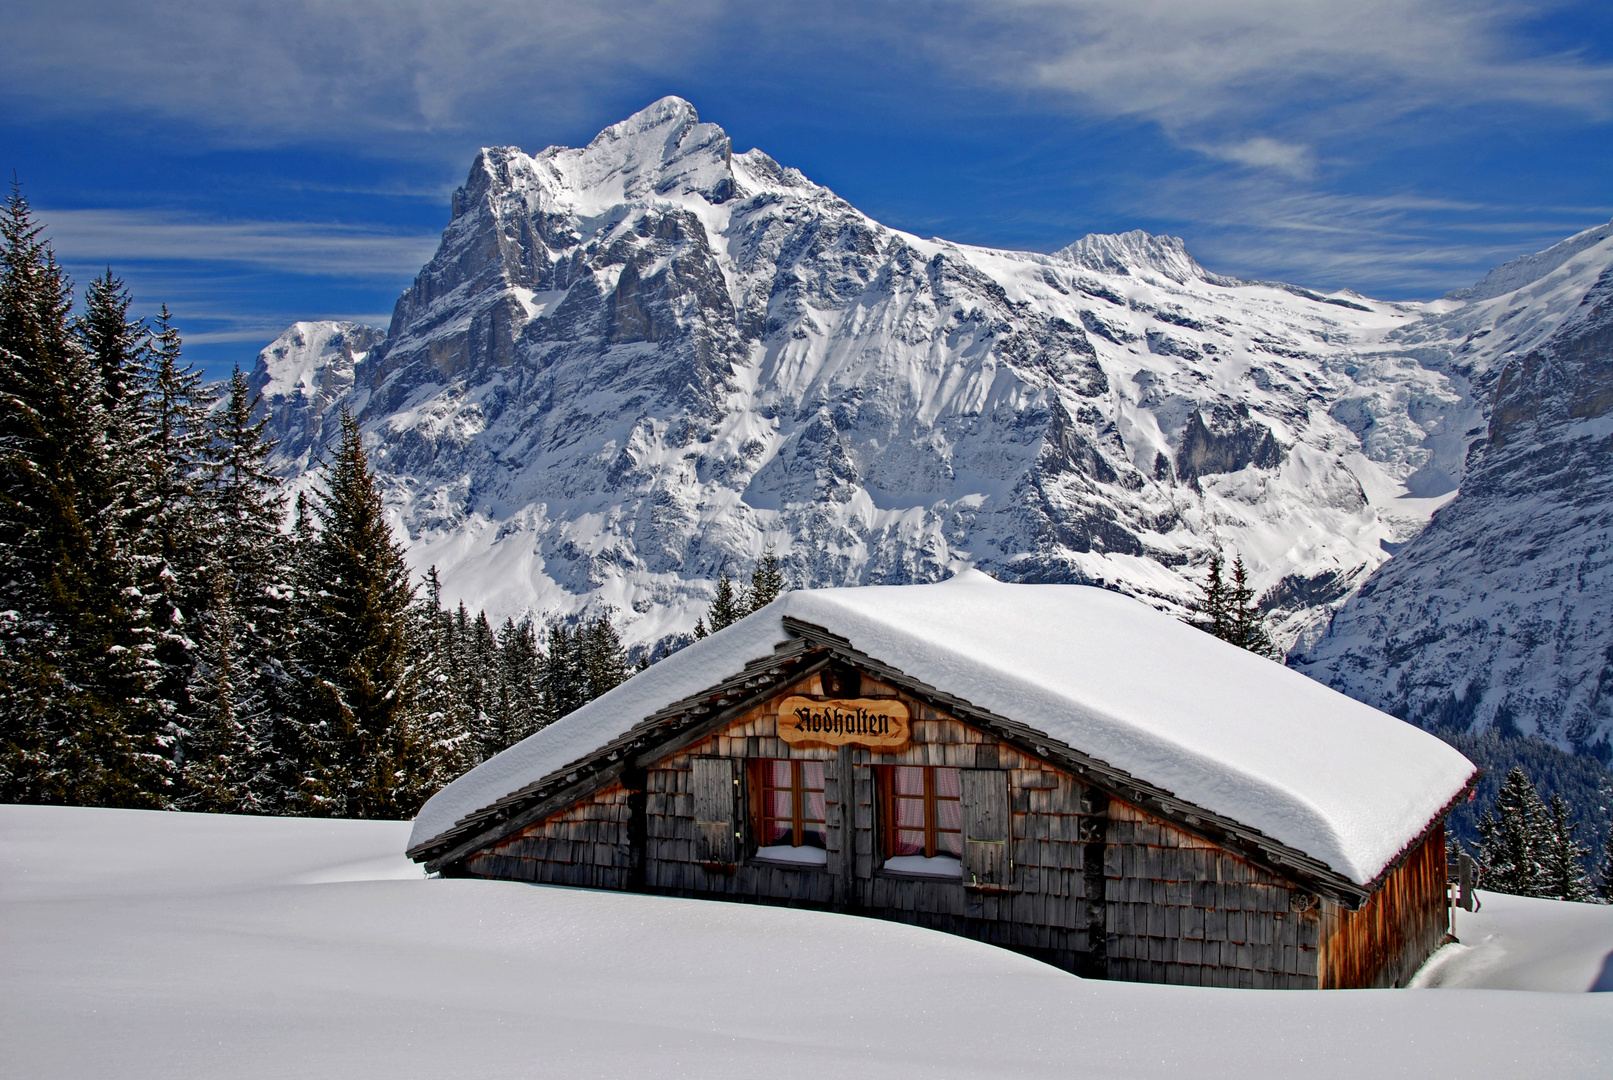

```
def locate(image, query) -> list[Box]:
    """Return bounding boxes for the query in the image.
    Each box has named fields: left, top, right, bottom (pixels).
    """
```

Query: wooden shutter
left=961, top=769, right=1010, bottom=888
left=692, top=757, right=740, bottom=865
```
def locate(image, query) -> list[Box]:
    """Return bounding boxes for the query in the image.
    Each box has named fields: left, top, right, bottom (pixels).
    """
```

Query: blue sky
left=4, top=0, right=1611, bottom=380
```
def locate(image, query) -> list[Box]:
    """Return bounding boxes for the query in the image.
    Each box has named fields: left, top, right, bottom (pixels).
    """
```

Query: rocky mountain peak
left=1444, top=219, right=1613, bottom=303
left=1053, top=229, right=1214, bottom=284
left=251, top=99, right=1613, bottom=754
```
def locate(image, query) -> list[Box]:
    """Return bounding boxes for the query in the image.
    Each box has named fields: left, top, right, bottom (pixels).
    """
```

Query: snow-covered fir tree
left=580, top=617, right=628, bottom=704
left=1186, top=551, right=1276, bottom=659
left=1541, top=793, right=1594, bottom=902
left=495, top=616, right=545, bottom=748
left=0, top=186, right=160, bottom=807
left=410, top=567, right=474, bottom=791
left=181, top=570, right=258, bottom=812
left=747, top=547, right=787, bottom=611
left=291, top=409, right=425, bottom=818
left=135, top=306, right=218, bottom=765
left=1476, top=767, right=1552, bottom=897
left=707, top=571, right=744, bottom=632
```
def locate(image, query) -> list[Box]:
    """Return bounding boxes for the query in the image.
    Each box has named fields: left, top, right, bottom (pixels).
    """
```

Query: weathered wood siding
left=465, top=782, right=633, bottom=890
left=460, top=667, right=1446, bottom=989
left=1317, top=822, right=1447, bottom=989
left=1104, top=799, right=1320, bottom=988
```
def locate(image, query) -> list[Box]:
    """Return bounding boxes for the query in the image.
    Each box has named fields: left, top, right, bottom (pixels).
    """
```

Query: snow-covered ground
left=4, top=805, right=1609, bottom=1079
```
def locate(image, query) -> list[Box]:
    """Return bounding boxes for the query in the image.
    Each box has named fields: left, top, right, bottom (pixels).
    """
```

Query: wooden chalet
left=408, top=573, right=1478, bottom=989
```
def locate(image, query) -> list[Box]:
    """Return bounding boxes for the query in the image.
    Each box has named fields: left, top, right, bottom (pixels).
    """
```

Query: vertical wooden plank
left=831, top=744, right=855, bottom=904
left=962, top=769, right=1010, bottom=888
left=691, top=756, right=739, bottom=865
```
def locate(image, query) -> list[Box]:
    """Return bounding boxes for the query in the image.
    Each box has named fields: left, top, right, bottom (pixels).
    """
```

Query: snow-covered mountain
left=1296, top=224, right=1613, bottom=754
left=248, top=97, right=1613, bottom=751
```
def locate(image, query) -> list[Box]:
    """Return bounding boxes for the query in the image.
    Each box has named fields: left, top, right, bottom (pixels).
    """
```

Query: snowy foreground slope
left=251, top=97, right=1613, bottom=750
left=4, top=805, right=1610, bottom=1080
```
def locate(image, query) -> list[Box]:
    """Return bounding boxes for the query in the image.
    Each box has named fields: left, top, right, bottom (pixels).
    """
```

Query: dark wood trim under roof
left=411, top=617, right=1476, bottom=904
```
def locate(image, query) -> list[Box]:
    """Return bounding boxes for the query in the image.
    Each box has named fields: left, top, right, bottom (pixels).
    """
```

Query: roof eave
left=407, top=637, right=826, bottom=869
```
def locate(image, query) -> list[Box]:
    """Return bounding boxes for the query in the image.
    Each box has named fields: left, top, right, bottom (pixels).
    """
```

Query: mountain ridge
left=248, top=96, right=1613, bottom=752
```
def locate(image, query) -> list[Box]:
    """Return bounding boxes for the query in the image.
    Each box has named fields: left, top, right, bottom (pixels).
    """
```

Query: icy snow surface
left=4, top=805, right=1609, bottom=1080
left=411, top=573, right=1475, bottom=885
left=1413, top=891, right=1613, bottom=992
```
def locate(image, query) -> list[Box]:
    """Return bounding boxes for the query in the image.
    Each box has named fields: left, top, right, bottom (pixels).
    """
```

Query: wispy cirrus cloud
left=1, top=0, right=730, bottom=144
left=6, top=1, right=1610, bottom=166
left=39, top=207, right=440, bottom=278
left=1116, top=172, right=1613, bottom=295
left=905, top=0, right=1613, bottom=175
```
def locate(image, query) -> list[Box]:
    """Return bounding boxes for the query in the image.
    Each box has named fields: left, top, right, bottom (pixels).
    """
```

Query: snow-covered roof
left=410, top=572, right=1475, bottom=886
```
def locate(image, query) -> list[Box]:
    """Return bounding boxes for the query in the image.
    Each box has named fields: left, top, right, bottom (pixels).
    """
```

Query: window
left=753, top=759, right=826, bottom=864
left=879, top=765, right=962, bottom=876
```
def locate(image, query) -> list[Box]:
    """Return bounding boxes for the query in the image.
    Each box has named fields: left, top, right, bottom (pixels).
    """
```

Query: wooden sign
left=777, top=696, right=911, bottom=749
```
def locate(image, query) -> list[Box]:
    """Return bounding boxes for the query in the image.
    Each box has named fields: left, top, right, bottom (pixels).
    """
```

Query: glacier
left=248, top=96, right=1613, bottom=752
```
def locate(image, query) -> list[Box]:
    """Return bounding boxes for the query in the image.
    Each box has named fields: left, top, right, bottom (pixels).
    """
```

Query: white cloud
left=960, top=1, right=1613, bottom=119
left=6, top=1, right=1608, bottom=157
left=1196, top=137, right=1317, bottom=178
left=1, top=0, right=730, bottom=141
left=39, top=207, right=441, bottom=278
left=1107, top=171, right=1610, bottom=295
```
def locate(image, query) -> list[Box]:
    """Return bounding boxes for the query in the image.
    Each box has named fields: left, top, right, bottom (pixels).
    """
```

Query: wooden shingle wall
left=464, top=782, right=633, bottom=890
left=1104, top=800, right=1320, bottom=988
left=457, top=667, right=1447, bottom=989
left=1317, top=822, right=1447, bottom=989
left=461, top=672, right=1109, bottom=975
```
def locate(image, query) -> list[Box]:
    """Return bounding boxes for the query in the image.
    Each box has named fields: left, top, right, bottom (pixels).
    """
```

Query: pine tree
left=708, top=571, right=744, bottom=632
left=409, top=567, right=473, bottom=790
left=1597, top=826, right=1613, bottom=903
left=74, top=268, right=145, bottom=416
left=292, top=409, right=424, bottom=818
left=1186, top=550, right=1277, bottom=659
left=197, top=365, right=296, bottom=811
left=181, top=570, right=259, bottom=812
left=466, top=610, right=499, bottom=760
left=580, top=616, right=628, bottom=703
left=0, top=182, right=158, bottom=807
left=1187, top=551, right=1228, bottom=640
left=1541, top=793, right=1594, bottom=902
left=543, top=622, right=586, bottom=721
left=135, top=306, right=217, bottom=766
left=746, top=547, right=786, bottom=612
left=1476, top=766, right=1551, bottom=897
left=1225, top=555, right=1277, bottom=658
left=496, top=616, right=544, bottom=746
left=242, top=489, right=319, bottom=815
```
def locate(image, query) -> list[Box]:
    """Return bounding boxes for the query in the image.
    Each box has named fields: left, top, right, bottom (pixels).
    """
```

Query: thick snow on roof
left=411, top=572, right=1475, bottom=884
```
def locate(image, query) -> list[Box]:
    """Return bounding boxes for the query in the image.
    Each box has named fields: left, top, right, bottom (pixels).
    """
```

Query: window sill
left=881, top=854, right=963, bottom=880
left=875, top=868, right=963, bottom=882
left=749, top=845, right=828, bottom=870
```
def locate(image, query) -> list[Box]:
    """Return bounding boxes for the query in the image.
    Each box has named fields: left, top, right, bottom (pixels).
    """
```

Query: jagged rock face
left=1298, top=248, right=1613, bottom=753
left=250, top=320, right=386, bottom=472
left=248, top=98, right=1613, bottom=750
